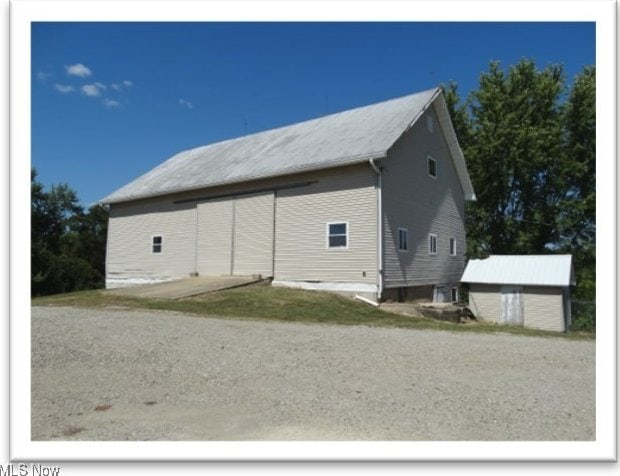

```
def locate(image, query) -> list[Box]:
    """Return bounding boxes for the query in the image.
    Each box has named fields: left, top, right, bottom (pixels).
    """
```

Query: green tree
left=31, top=169, right=109, bottom=296
left=445, top=60, right=595, bottom=303
left=560, top=66, right=595, bottom=300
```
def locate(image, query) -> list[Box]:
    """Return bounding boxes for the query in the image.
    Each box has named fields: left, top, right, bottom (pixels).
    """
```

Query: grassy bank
left=32, top=285, right=594, bottom=340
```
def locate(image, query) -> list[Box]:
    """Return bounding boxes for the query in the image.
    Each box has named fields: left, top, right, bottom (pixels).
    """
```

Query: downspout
left=369, top=158, right=383, bottom=301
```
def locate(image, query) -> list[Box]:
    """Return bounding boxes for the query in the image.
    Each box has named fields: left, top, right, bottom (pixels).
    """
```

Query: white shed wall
left=468, top=284, right=566, bottom=332
left=523, top=286, right=565, bottom=332
left=468, top=284, right=502, bottom=323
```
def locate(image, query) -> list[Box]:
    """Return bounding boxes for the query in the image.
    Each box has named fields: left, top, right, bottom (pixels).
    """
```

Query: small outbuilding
left=461, top=255, right=575, bottom=332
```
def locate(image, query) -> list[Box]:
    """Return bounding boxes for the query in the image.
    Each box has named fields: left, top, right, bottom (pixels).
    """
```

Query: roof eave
left=100, top=152, right=386, bottom=205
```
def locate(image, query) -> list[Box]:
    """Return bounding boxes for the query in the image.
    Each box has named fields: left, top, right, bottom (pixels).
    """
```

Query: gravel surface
left=31, top=306, right=595, bottom=441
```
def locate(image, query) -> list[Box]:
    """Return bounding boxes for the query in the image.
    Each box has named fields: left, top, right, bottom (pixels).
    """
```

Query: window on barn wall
left=398, top=228, right=408, bottom=252
left=449, top=237, right=457, bottom=256
left=451, top=287, right=458, bottom=302
left=152, top=235, right=163, bottom=253
left=429, top=234, right=437, bottom=255
left=427, top=155, right=437, bottom=178
left=327, top=222, right=348, bottom=249
left=426, top=114, right=434, bottom=133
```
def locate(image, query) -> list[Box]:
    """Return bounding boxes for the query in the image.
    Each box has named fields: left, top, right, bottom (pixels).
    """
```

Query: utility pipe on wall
left=369, top=157, right=383, bottom=301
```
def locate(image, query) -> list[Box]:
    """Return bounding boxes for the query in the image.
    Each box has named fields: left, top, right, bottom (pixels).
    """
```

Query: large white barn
left=102, top=87, right=476, bottom=303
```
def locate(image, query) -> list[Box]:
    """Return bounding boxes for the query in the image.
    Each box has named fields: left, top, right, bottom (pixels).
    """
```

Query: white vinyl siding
left=196, top=198, right=233, bottom=276
left=107, top=164, right=377, bottom=288
left=382, top=106, right=466, bottom=288
left=196, top=193, right=274, bottom=277
left=232, top=192, right=274, bottom=276
left=467, top=284, right=502, bottom=322
left=106, top=199, right=197, bottom=285
left=468, top=284, right=566, bottom=332
left=523, top=286, right=565, bottom=332
left=275, top=164, right=376, bottom=284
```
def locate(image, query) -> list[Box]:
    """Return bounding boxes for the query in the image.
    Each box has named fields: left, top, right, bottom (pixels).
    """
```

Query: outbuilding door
left=500, top=286, right=523, bottom=325
left=196, top=192, right=274, bottom=277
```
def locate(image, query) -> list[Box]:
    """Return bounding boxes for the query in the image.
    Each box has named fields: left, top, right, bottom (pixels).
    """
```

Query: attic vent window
left=427, top=155, right=437, bottom=178
left=427, top=115, right=434, bottom=133
left=398, top=228, right=408, bottom=252
left=152, top=235, right=163, bottom=253
left=429, top=234, right=437, bottom=255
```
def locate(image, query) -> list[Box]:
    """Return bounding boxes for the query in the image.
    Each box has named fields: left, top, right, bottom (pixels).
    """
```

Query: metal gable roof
left=461, top=255, right=576, bottom=287
left=102, top=87, right=474, bottom=204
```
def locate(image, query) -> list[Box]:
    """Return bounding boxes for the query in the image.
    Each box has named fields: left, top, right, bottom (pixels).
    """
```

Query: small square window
left=449, top=237, right=457, bottom=256
left=328, top=222, right=348, bottom=248
left=152, top=235, right=162, bottom=253
left=427, top=156, right=437, bottom=178
left=398, top=228, right=408, bottom=252
left=429, top=234, right=437, bottom=255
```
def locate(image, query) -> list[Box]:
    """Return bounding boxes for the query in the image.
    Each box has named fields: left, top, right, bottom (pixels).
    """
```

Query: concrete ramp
left=106, top=276, right=262, bottom=300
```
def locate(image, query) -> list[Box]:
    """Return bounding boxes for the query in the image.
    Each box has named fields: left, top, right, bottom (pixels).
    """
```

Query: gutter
left=369, top=157, right=384, bottom=301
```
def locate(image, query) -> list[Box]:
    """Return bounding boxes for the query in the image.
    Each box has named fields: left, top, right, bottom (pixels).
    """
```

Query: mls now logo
left=0, top=465, right=61, bottom=476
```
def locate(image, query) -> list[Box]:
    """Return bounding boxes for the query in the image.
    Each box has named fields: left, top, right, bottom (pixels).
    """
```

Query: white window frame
left=449, top=236, right=457, bottom=256
left=326, top=221, right=349, bottom=250
left=427, top=155, right=437, bottom=179
left=151, top=235, right=163, bottom=254
left=429, top=233, right=437, bottom=255
left=398, top=227, right=408, bottom=252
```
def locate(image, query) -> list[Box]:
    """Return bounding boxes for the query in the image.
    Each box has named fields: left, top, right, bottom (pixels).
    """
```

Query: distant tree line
left=445, top=59, right=595, bottom=328
left=31, top=169, right=108, bottom=296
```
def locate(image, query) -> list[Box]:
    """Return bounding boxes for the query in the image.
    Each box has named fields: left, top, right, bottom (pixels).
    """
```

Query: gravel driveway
left=31, top=306, right=595, bottom=441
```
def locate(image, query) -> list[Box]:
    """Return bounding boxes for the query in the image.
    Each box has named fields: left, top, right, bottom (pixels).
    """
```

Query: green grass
left=32, top=285, right=594, bottom=340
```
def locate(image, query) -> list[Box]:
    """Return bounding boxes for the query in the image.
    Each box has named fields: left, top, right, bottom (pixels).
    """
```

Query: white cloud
left=103, top=98, right=121, bottom=108
left=111, top=83, right=122, bottom=91
left=81, top=84, right=102, bottom=97
left=178, top=99, right=194, bottom=109
left=95, top=82, right=107, bottom=90
left=66, top=63, right=92, bottom=78
left=123, top=80, right=133, bottom=87
left=53, top=83, right=75, bottom=94
left=37, top=72, right=52, bottom=81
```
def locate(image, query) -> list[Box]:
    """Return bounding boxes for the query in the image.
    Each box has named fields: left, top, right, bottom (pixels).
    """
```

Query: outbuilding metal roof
left=102, top=87, right=475, bottom=204
left=461, top=255, right=575, bottom=287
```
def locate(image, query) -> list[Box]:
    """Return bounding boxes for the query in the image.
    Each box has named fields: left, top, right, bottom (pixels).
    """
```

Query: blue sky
left=31, top=22, right=595, bottom=207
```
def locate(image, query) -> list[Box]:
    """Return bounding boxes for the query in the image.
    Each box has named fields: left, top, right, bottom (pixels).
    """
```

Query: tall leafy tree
left=445, top=60, right=595, bottom=301
left=31, top=169, right=109, bottom=296
left=561, top=66, right=595, bottom=299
